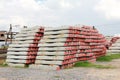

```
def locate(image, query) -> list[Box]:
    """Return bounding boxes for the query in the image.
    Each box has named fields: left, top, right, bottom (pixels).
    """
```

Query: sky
left=0, top=0, right=120, bottom=36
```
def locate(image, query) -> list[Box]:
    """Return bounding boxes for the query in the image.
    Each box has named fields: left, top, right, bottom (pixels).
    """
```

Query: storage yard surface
left=1, top=26, right=120, bottom=80
left=0, top=59, right=120, bottom=80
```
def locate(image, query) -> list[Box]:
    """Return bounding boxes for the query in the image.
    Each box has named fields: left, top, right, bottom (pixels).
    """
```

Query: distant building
left=0, top=31, right=18, bottom=46
left=0, top=31, right=6, bottom=41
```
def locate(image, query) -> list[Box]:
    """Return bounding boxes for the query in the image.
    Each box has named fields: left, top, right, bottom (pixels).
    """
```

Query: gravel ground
left=0, top=67, right=120, bottom=80
left=0, top=59, right=120, bottom=80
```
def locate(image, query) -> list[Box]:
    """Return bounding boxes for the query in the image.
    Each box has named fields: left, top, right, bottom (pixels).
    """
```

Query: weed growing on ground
left=97, top=53, right=120, bottom=62
left=74, top=61, right=113, bottom=69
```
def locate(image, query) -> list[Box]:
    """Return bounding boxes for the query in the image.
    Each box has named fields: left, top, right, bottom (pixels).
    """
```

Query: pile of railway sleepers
left=30, top=25, right=106, bottom=70
left=6, top=26, right=44, bottom=67
left=6, top=25, right=107, bottom=70
left=107, top=37, right=120, bottom=53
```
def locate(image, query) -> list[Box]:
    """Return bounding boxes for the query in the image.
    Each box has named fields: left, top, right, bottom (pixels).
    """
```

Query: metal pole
left=5, top=31, right=8, bottom=45
left=10, top=24, right=12, bottom=44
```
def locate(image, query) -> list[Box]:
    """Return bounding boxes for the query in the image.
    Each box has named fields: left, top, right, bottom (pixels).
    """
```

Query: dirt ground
left=95, top=59, right=120, bottom=68
left=0, top=59, right=5, bottom=64
left=0, top=59, right=120, bottom=80
left=89, top=59, right=120, bottom=80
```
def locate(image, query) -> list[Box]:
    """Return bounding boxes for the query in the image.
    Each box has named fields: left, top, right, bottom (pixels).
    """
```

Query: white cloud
left=0, top=0, right=39, bottom=29
left=0, top=0, right=82, bottom=31
left=59, top=0, right=81, bottom=8
left=0, top=0, right=119, bottom=35
left=10, top=16, right=27, bottom=25
left=95, top=0, right=120, bottom=20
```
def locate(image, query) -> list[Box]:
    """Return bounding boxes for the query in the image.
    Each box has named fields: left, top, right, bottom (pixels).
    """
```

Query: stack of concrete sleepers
left=105, top=36, right=113, bottom=42
left=74, top=26, right=106, bottom=62
left=75, top=26, right=91, bottom=62
left=6, top=25, right=107, bottom=69
left=6, top=26, right=44, bottom=67
left=107, top=38, right=120, bottom=53
left=109, top=37, right=120, bottom=47
left=30, top=26, right=78, bottom=70
left=30, top=25, right=107, bottom=70
left=84, top=27, right=106, bottom=59
left=67, top=26, right=95, bottom=63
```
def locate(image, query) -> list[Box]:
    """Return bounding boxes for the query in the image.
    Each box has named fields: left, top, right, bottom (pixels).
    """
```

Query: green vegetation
left=74, top=61, right=113, bottom=69
left=54, top=75, right=60, bottom=78
left=0, top=62, right=8, bottom=67
left=14, top=66, right=26, bottom=68
left=0, top=45, right=8, bottom=49
left=97, top=54, right=120, bottom=62
left=74, top=61, right=93, bottom=67
left=14, top=64, right=29, bottom=68
left=74, top=54, right=120, bottom=69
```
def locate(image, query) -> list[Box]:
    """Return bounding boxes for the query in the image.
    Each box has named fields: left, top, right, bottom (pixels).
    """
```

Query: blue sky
left=0, top=0, right=120, bottom=36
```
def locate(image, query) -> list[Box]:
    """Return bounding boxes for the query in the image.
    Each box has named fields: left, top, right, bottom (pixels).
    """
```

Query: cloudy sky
left=0, top=0, right=120, bottom=35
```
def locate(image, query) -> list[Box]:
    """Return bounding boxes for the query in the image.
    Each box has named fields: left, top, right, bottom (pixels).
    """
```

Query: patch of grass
left=14, top=64, right=29, bottom=68
left=74, top=61, right=113, bottom=69
left=74, top=61, right=93, bottom=67
left=0, top=59, right=7, bottom=67
left=0, top=59, right=8, bottom=67
left=97, top=54, right=120, bottom=62
left=54, top=75, right=60, bottom=78
left=0, top=62, right=8, bottom=67
left=14, top=66, right=26, bottom=68
left=94, top=65, right=114, bottom=69
left=97, top=56, right=111, bottom=62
